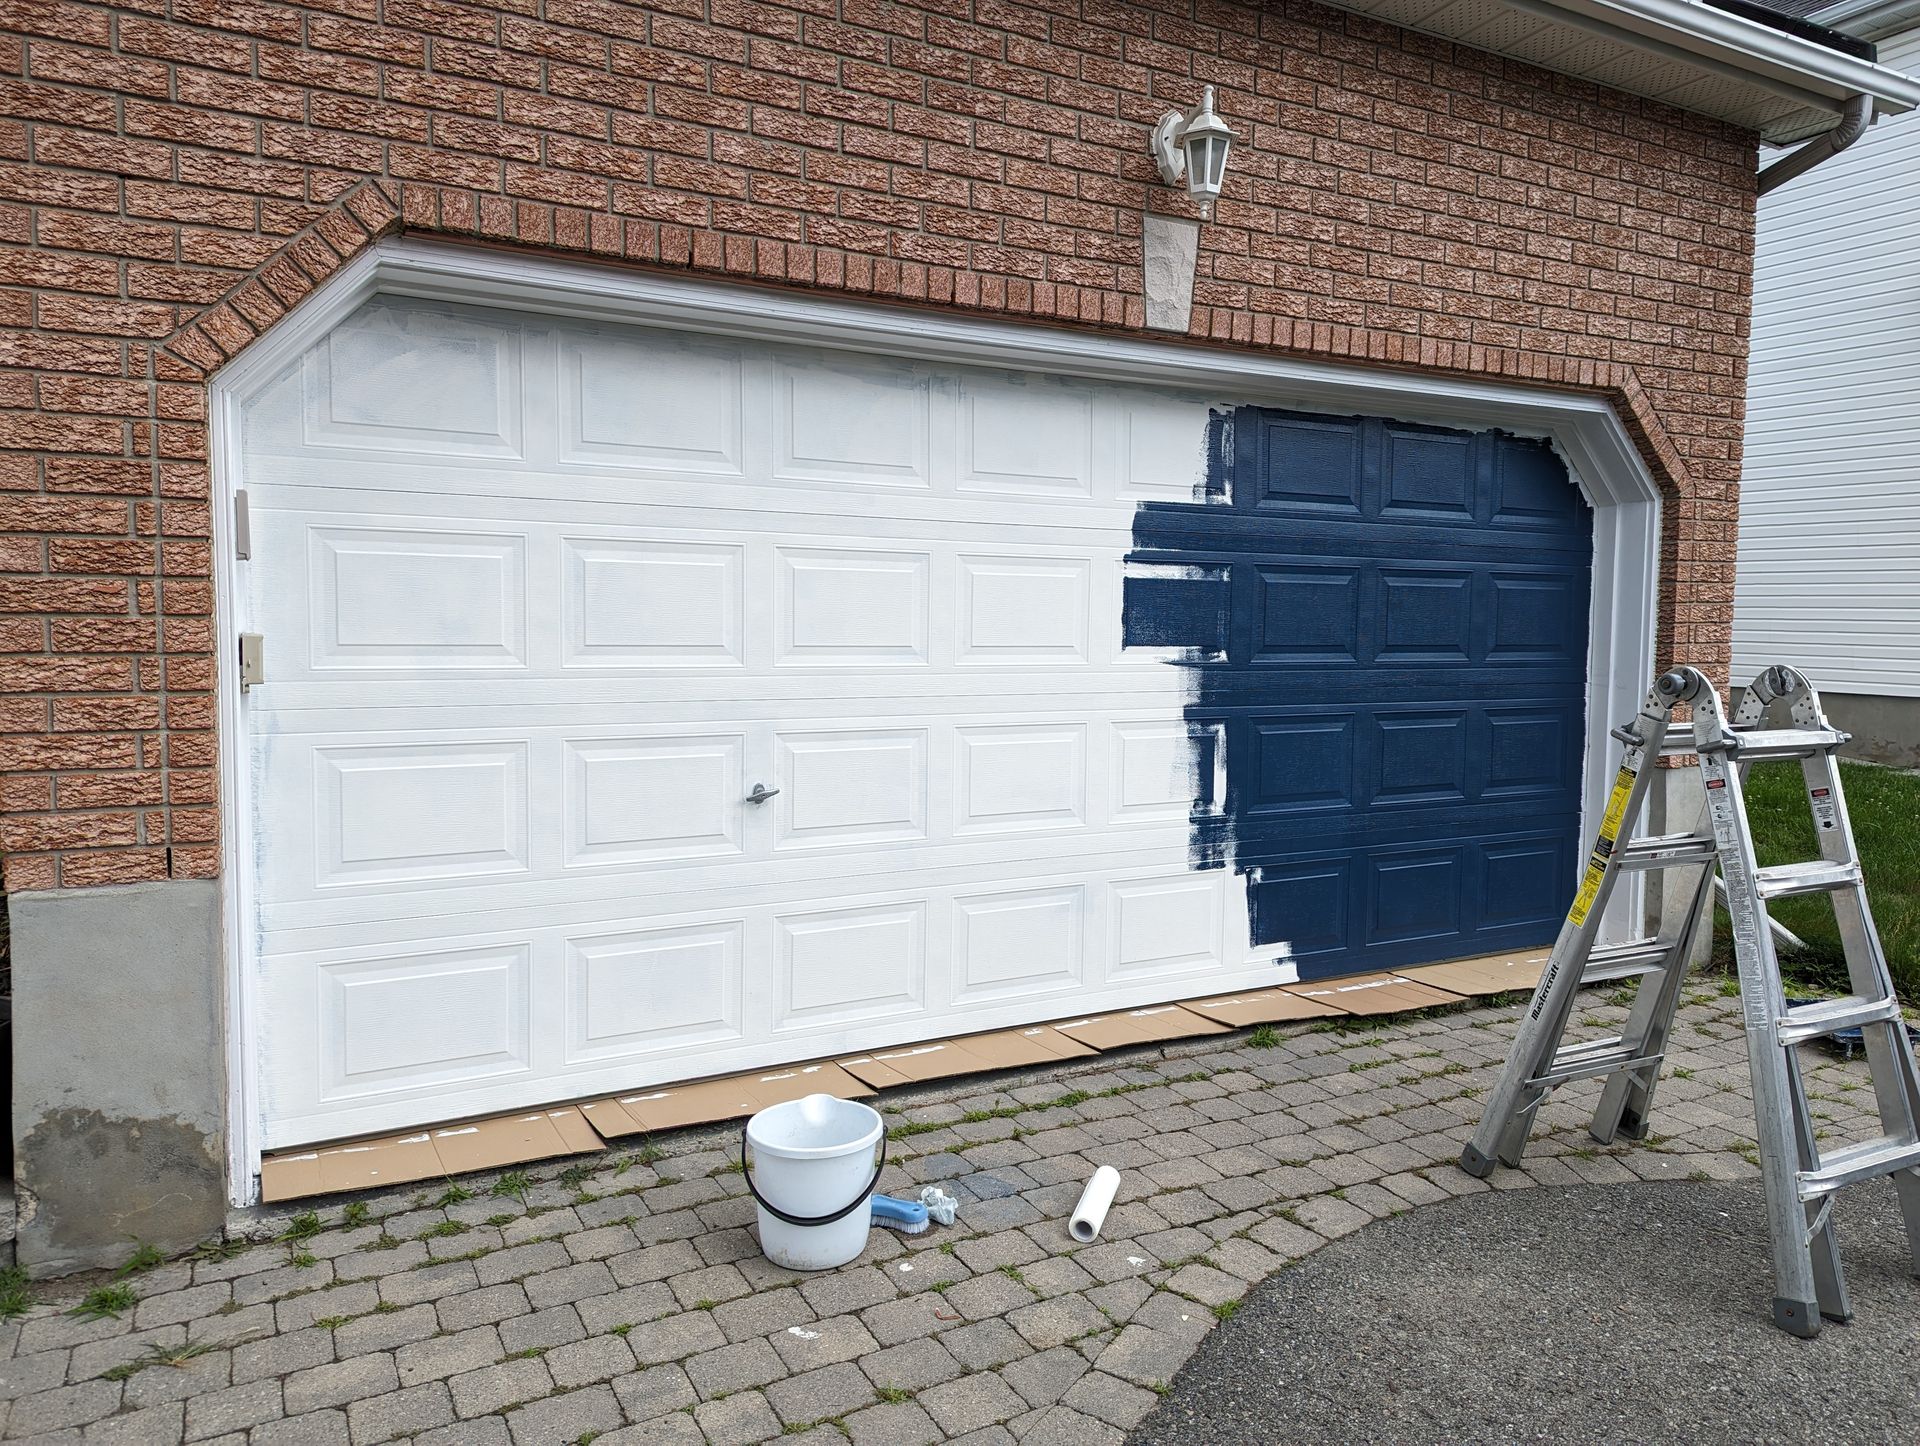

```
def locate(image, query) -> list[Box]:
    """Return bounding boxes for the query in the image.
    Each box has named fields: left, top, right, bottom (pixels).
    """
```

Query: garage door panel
left=564, top=921, right=746, bottom=1064
left=562, top=538, right=745, bottom=667
left=303, top=300, right=526, bottom=460
left=558, top=326, right=745, bottom=476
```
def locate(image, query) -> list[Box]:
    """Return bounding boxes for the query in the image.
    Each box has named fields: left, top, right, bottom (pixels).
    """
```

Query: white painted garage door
left=236, top=293, right=1283, bottom=1148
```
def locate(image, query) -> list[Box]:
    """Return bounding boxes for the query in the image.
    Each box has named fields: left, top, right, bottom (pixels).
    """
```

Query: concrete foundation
left=1142, top=214, right=1200, bottom=333
left=1818, top=691, right=1920, bottom=771
left=1732, top=687, right=1920, bottom=770
left=10, top=879, right=226, bottom=1276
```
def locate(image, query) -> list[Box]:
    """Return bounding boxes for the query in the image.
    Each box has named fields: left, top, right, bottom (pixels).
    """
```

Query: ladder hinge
left=239, top=632, right=264, bottom=691
left=233, top=489, right=251, bottom=560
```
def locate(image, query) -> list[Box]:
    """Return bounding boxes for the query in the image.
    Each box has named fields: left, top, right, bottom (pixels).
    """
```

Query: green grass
left=71, top=1284, right=137, bottom=1321
left=1721, top=759, right=1920, bottom=1000
left=115, top=1243, right=165, bottom=1278
left=0, top=1267, right=31, bottom=1321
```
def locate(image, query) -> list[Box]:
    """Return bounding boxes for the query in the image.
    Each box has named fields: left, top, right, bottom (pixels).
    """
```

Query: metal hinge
left=239, top=633, right=265, bottom=691
left=233, top=489, right=251, bottom=560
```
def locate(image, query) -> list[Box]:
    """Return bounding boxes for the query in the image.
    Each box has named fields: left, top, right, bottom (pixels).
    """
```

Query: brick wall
left=0, top=0, right=1756, bottom=891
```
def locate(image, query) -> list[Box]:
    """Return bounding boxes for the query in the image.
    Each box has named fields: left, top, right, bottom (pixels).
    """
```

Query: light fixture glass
left=1151, top=85, right=1236, bottom=218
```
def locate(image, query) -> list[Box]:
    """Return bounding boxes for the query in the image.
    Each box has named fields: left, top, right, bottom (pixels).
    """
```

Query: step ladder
left=1459, top=664, right=1920, bottom=1337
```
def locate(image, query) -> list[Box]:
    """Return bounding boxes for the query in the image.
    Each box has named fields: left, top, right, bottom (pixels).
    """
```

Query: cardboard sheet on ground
left=1182, top=988, right=1346, bottom=1028
left=261, top=1105, right=602, bottom=1203
left=1279, top=972, right=1465, bottom=1015
left=579, top=1061, right=871, bottom=1138
left=839, top=1025, right=1096, bottom=1089
left=1053, top=1004, right=1230, bottom=1050
left=1402, top=950, right=1549, bottom=998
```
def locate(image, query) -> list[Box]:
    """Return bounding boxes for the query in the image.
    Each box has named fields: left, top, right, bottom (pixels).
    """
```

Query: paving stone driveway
left=0, top=982, right=1884, bottom=1444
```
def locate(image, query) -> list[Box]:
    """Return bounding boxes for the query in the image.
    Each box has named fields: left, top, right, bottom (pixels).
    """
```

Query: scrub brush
left=870, top=1195, right=930, bottom=1233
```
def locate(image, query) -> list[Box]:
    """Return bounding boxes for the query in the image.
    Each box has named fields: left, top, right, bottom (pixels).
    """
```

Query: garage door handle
left=746, top=783, right=780, bottom=804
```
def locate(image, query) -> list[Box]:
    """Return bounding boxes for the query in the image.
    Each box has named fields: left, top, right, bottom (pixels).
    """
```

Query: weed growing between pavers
left=70, top=1283, right=136, bottom=1320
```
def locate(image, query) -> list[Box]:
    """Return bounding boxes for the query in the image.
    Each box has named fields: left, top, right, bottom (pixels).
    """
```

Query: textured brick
left=0, top=0, right=1746, bottom=891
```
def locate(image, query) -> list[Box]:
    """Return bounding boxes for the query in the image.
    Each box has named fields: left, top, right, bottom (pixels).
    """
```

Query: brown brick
left=0, top=0, right=1750, bottom=889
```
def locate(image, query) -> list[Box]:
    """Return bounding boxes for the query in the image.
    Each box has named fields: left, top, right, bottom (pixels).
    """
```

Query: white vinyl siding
left=1735, top=24, right=1920, bottom=698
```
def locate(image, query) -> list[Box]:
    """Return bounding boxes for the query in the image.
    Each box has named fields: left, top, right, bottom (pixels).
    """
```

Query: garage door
left=235, top=295, right=1592, bottom=1148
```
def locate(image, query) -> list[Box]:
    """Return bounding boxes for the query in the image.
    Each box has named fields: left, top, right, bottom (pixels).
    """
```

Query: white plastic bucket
left=742, top=1093, right=886, bottom=1271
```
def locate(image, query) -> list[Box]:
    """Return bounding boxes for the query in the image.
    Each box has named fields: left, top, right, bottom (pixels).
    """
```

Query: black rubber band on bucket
left=739, top=1128, right=887, bottom=1229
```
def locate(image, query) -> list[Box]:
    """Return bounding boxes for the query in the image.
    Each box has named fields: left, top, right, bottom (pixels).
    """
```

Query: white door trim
left=210, top=236, right=1662, bottom=1202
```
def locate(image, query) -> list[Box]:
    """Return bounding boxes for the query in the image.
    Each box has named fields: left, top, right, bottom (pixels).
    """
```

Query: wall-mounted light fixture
left=1151, top=85, right=1235, bottom=217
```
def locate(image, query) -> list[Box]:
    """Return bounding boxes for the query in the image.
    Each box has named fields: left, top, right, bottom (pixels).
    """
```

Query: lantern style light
left=1151, top=85, right=1236, bottom=217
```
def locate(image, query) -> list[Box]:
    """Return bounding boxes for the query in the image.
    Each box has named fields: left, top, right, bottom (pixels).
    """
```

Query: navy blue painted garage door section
left=1124, top=407, right=1593, bottom=981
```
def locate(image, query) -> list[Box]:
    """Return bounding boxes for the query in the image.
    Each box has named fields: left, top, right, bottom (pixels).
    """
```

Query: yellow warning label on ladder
left=1568, top=762, right=1638, bottom=927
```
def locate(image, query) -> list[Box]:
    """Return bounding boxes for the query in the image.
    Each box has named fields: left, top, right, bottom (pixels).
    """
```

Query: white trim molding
left=209, top=238, right=1666, bottom=1202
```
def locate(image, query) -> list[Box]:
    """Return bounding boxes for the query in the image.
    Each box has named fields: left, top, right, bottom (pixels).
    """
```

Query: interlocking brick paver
left=281, top=1354, right=397, bottom=1416
left=694, top=1388, right=783, bottom=1446
left=709, top=1287, right=811, bottom=1344
left=496, top=1305, right=585, bottom=1357
left=544, top=1333, right=637, bottom=1390
left=858, top=1336, right=962, bottom=1394
left=8, top=1377, right=123, bottom=1434
left=182, top=1378, right=282, bottom=1441
left=522, top=1261, right=617, bottom=1311
left=844, top=1399, right=942, bottom=1445
left=502, top=1384, right=622, bottom=1446
left=330, top=1305, right=435, bottom=1360
left=0, top=993, right=1839, bottom=1446
left=232, top=1328, right=335, bottom=1388
left=767, top=1314, right=878, bottom=1373
left=940, top=1319, right=1029, bottom=1372
left=684, top=1337, right=784, bottom=1400
left=608, top=1363, right=697, bottom=1422
left=763, top=1361, right=876, bottom=1426
left=344, top=1380, right=453, bottom=1443
left=917, top=1370, right=1028, bottom=1435
left=623, top=1313, right=726, bottom=1368
left=251, top=1407, right=350, bottom=1444
left=447, top=1357, right=552, bottom=1419
left=1062, top=1369, right=1160, bottom=1429
left=999, top=1344, right=1093, bottom=1408
left=83, top=1400, right=187, bottom=1444
left=393, top=1327, right=501, bottom=1389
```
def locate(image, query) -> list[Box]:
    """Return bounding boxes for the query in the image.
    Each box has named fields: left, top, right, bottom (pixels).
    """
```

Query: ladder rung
left=1580, top=938, right=1671, bottom=984
left=1798, top=1138, right=1920, bottom=1199
left=1778, top=995, right=1904, bottom=1047
left=1530, top=1038, right=1663, bottom=1088
left=1726, top=727, right=1847, bottom=761
left=1617, top=833, right=1716, bottom=870
left=1752, top=860, right=1861, bottom=899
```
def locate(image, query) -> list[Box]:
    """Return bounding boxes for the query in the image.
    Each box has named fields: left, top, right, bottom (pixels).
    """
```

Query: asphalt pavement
left=1131, top=1177, right=1920, bottom=1446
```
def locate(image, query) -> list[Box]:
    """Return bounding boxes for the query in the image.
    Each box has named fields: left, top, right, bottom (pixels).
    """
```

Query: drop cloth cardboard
left=1182, top=988, right=1345, bottom=1028
left=580, top=1061, right=871, bottom=1138
left=429, top=1106, right=603, bottom=1175
left=261, top=1129, right=445, bottom=1203
left=1402, top=950, right=1549, bottom=997
left=1053, top=1004, right=1229, bottom=1051
left=260, top=1104, right=607, bottom=1203
left=1279, top=972, right=1465, bottom=1015
left=839, top=1025, right=1096, bottom=1089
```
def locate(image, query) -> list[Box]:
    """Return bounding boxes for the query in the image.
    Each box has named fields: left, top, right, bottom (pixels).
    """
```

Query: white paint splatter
left=1128, top=1256, right=1147, bottom=1267
left=898, top=1263, right=914, bottom=1273
left=787, top=1326, right=821, bottom=1340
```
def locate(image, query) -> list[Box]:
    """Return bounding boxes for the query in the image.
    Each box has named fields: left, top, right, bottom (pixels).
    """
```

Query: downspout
left=1758, top=92, right=1874, bottom=192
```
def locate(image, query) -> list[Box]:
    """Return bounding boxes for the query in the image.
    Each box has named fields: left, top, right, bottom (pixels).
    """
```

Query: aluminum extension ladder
left=1460, top=664, right=1920, bottom=1337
